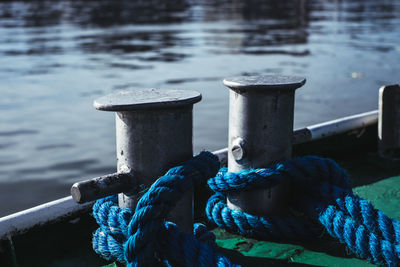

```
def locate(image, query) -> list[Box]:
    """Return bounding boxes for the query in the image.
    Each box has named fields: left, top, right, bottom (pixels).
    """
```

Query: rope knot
left=92, top=151, right=236, bottom=266
left=92, top=153, right=400, bottom=267
left=207, top=156, right=400, bottom=266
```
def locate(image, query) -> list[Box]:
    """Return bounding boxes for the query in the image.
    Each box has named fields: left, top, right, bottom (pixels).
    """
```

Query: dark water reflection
left=0, top=0, right=399, bottom=216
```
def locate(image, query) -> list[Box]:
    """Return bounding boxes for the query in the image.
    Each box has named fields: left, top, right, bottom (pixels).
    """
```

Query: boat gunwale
left=0, top=109, right=378, bottom=240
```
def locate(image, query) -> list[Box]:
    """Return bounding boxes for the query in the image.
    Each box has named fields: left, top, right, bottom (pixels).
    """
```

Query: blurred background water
left=0, top=0, right=399, bottom=216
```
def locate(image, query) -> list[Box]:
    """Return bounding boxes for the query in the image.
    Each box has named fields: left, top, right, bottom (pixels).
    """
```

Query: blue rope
left=92, top=153, right=400, bottom=266
left=92, top=152, right=238, bottom=266
left=207, top=156, right=400, bottom=266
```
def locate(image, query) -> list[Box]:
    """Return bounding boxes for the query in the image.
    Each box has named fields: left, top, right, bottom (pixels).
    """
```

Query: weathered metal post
left=223, top=76, right=305, bottom=215
left=378, top=84, right=400, bottom=159
left=93, top=88, right=201, bottom=232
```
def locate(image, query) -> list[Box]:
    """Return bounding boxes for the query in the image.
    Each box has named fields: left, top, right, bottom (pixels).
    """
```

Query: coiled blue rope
left=207, top=156, right=400, bottom=266
left=92, top=153, right=400, bottom=266
left=92, top=151, right=237, bottom=266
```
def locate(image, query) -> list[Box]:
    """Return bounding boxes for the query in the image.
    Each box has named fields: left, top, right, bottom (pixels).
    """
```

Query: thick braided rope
left=92, top=153, right=400, bottom=266
left=206, top=193, right=317, bottom=240
left=319, top=203, right=400, bottom=266
left=207, top=156, right=350, bottom=240
left=207, top=156, right=400, bottom=266
left=308, top=180, right=400, bottom=246
left=92, top=152, right=238, bottom=266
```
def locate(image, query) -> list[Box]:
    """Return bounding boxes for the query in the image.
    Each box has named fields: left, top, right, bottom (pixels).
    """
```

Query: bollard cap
left=94, top=88, right=202, bottom=111
left=223, top=75, right=306, bottom=92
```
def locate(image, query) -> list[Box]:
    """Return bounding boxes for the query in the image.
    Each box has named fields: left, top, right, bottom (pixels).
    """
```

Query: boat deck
left=2, top=125, right=400, bottom=267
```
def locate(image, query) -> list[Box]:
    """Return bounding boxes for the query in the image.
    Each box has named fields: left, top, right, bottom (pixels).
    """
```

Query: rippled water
left=0, top=0, right=399, bottom=216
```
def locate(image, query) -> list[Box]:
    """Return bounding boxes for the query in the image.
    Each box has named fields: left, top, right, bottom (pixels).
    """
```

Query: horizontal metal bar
left=0, top=197, right=93, bottom=240
left=0, top=110, right=378, bottom=239
left=212, top=147, right=228, bottom=166
left=71, top=172, right=134, bottom=204
left=305, top=110, right=378, bottom=141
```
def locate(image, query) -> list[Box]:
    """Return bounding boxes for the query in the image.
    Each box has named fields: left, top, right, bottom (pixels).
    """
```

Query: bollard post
left=223, top=76, right=305, bottom=215
left=378, top=84, right=400, bottom=159
left=94, top=88, right=201, bottom=232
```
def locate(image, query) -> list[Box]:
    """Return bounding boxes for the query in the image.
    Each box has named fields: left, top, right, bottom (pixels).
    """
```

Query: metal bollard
left=72, top=88, right=201, bottom=232
left=378, top=84, right=400, bottom=159
left=223, top=75, right=305, bottom=215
